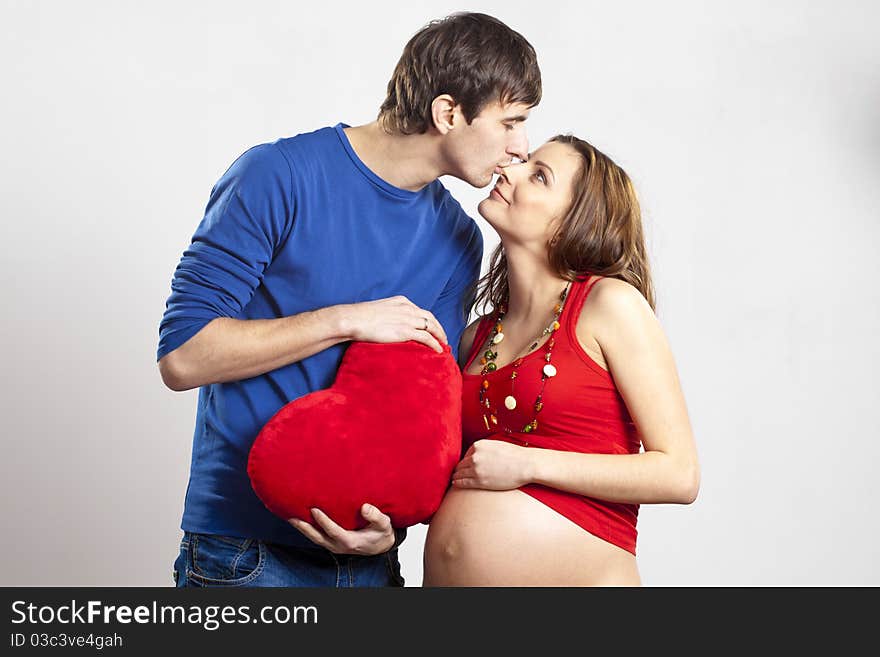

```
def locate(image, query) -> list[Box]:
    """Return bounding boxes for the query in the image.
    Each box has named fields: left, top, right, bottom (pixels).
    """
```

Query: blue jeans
left=172, top=531, right=405, bottom=587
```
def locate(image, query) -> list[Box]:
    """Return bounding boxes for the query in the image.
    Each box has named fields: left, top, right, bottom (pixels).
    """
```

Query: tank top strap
left=561, top=274, right=603, bottom=332
left=462, top=313, right=497, bottom=371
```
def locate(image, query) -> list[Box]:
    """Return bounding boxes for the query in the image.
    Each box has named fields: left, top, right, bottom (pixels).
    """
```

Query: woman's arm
left=453, top=278, right=700, bottom=505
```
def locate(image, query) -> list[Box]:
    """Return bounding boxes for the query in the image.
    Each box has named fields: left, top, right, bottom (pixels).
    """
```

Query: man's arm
left=157, top=143, right=447, bottom=391
left=159, top=296, right=448, bottom=391
left=159, top=310, right=343, bottom=391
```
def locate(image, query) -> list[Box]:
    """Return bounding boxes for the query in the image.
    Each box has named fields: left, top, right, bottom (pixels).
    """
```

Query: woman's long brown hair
left=473, top=134, right=655, bottom=315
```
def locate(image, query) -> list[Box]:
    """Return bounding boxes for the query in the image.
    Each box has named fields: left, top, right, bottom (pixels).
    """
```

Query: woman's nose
left=499, top=161, right=525, bottom=183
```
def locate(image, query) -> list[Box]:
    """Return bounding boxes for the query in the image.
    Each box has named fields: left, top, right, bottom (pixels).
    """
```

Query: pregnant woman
left=423, top=135, right=700, bottom=586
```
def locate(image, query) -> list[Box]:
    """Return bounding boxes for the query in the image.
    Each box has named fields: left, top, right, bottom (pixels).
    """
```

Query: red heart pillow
left=247, top=340, right=462, bottom=530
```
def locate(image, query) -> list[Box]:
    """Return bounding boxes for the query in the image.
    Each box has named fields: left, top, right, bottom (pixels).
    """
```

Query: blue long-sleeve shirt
left=158, top=124, right=483, bottom=545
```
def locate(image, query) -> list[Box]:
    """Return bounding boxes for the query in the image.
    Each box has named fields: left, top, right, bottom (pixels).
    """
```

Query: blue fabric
left=158, top=124, right=483, bottom=546
left=172, top=531, right=404, bottom=587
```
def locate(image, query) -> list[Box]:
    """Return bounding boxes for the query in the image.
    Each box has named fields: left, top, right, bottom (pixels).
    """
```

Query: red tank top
left=461, top=276, right=641, bottom=555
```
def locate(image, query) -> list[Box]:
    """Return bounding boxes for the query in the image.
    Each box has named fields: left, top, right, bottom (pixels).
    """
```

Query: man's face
left=443, top=100, right=532, bottom=188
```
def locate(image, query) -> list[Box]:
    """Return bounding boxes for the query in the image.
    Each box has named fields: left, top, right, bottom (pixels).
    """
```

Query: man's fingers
left=293, top=507, right=394, bottom=556
left=410, top=329, right=443, bottom=353
left=427, top=312, right=448, bottom=345
left=420, top=318, right=447, bottom=346
left=362, top=299, right=449, bottom=350
left=361, top=503, right=391, bottom=529
left=414, top=310, right=447, bottom=345
left=427, top=326, right=447, bottom=348
left=310, top=507, right=346, bottom=541
left=288, top=517, right=332, bottom=549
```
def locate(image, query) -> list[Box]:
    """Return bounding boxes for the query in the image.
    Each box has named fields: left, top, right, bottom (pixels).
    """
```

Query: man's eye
left=504, top=123, right=515, bottom=131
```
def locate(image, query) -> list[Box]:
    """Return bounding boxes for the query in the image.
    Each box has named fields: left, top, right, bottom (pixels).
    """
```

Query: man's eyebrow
left=533, top=160, right=556, bottom=183
left=503, top=115, right=529, bottom=123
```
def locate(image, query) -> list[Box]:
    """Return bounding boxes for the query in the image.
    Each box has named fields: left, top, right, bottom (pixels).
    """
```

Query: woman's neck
left=502, top=243, right=570, bottom=325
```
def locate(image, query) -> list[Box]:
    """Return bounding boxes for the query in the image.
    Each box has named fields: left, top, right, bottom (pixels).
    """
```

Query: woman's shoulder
left=587, top=276, right=646, bottom=306
left=577, top=276, right=655, bottom=337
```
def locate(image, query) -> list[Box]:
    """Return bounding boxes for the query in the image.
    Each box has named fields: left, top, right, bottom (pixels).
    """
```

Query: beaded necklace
left=478, top=281, right=572, bottom=435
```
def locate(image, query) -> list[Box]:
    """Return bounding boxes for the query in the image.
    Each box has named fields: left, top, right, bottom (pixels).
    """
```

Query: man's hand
left=288, top=504, right=396, bottom=555
left=340, top=296, right=448, bottom=353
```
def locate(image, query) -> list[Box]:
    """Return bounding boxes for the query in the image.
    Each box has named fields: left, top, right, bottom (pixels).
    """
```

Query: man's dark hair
left=378, top=12, right=542, bottom=134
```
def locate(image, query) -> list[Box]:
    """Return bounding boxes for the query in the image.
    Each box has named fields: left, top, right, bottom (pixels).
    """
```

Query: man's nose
left=508, top=129, right=529, bottom=163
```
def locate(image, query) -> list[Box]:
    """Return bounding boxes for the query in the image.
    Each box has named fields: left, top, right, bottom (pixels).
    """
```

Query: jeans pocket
left=186, top=533, right=266, bottom=587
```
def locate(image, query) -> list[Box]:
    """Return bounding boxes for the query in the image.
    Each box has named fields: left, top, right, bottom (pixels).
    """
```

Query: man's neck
left=343, top=121, right=445, bottom=192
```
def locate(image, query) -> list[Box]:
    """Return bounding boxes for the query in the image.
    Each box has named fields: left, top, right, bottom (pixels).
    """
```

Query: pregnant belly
left=423, top=487, right=639, bottom=586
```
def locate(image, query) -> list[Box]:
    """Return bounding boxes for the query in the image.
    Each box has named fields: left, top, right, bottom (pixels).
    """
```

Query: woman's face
left=477, top=140, right=582, bottom=250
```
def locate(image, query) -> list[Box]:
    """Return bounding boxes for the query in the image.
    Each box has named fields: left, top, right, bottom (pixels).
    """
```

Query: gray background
left=2, top=0, right=877, bottom=586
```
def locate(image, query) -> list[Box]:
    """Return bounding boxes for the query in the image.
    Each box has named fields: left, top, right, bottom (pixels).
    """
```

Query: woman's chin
left=477, top=199, right=502, bottom=227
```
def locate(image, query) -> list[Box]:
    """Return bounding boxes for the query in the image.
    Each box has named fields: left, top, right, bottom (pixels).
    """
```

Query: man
left=159, top=12, right=540, bottom=587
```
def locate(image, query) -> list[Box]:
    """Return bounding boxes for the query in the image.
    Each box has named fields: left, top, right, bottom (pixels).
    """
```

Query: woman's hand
left=451, top=438, right=535, bottom=490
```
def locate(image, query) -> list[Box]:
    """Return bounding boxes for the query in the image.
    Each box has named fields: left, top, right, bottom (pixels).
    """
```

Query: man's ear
left=431, top=94, right=458, bottom=135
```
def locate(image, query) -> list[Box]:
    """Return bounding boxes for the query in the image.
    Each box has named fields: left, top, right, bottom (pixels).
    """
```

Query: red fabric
left=248, top=340, right=462, bottom=530
left=461, top=276, right=641, bottom=555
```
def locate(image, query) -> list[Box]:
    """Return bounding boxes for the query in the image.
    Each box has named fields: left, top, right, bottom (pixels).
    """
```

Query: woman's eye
left=534, top=171, right=546, bottom=184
